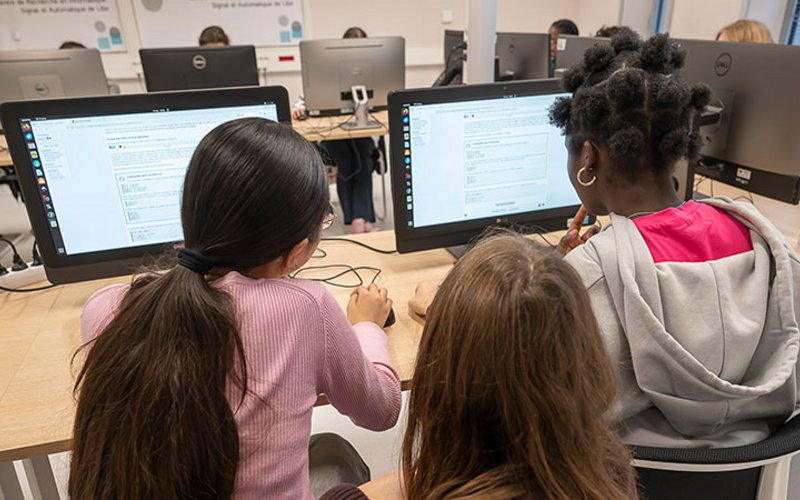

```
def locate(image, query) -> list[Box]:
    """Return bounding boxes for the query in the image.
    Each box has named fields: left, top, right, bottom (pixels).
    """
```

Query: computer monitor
left=554, top=35, right=608, bottom=75
left=139, top=45, right=259, bottom=92
left=0, top=86, right=291, bottom=284
left=0, top=48, right=109, bottom=106
left=437, top=31, right=550, bottom=86
left=676, top=38, right=800, bottom=204
left=388, top=79, right=591, bottom=254
left=495, top=32, right=550, bottom=81
left=441, top=30, right=466, bottom=86
left=299, top=37, right=406, bottom=119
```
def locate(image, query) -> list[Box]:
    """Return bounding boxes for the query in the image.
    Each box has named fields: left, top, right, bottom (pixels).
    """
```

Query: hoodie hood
left=567, top=197, right=800, bottom=441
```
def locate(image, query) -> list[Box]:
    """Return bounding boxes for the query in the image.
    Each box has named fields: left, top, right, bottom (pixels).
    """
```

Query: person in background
left=199, top=25, right=230, bottom=47
left=595, top=25, right=631, bottom=38
left=69, top=118, right=400, bottom=500
left=548, top=19, right=580, bottom=77
left=60, top=41, right=86, bottom=49
left=322, top=234, right=636, bottom=500
left=411, top=31, right=800, bottom=449
left=716, top=19, right=775, bottom=43
left=294, top=26, right=380, bottom=234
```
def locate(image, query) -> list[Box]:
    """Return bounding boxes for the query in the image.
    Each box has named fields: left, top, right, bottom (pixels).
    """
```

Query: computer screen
left=0, top=49, right=110, bottom=129
left=299, top=37, right=405, bottom=115
left=139, top=45, right=259, bottom=92
left=555, top=35, right=608, bottom=74
left=495, top=33, right=550, bottom=81
left=0, top=86, right=291, bottom=283
left=676, top=38, right=800, bottom=204
left=389, top=80, right=587, bottom=253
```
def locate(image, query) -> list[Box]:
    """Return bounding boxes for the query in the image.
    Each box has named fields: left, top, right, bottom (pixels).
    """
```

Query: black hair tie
left=177, top=248, right=216, bottom=275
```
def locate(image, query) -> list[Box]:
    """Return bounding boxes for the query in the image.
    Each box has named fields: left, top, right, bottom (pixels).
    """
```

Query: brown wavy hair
left=402, top=233, right=634, bottom=499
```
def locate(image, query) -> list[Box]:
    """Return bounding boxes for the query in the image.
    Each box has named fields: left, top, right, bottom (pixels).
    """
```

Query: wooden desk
left=0, top=230, right=452, bottom=465
left=292, top=110, right=389, bottom=142
left=0, top=136, right=11, bottom=167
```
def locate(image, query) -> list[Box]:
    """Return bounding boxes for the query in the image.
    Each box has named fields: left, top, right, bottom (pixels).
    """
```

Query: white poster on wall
left=133, top=0, right=305, bottom=48
left=0, top=0, right=126, bottom=52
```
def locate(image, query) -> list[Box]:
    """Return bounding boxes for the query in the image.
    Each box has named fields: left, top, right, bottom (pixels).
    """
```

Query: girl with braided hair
left=550, top=31, right=800, bottom=447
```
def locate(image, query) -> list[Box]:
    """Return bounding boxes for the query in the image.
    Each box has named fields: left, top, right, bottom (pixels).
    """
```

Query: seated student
left=59, top=41, right=86, bottom=49
left=716, top=19, right=774, bottom=43
left=294, top=27, right=379, bottom=234
left=69, top=118, right=401, bottom=499
left=412, top=32, right=800, bottom=449
left=322, top=234, right=636, bottom=499
left=199, top=25, right=230, bottom=46
left=548, top=19, right=580, bottom=77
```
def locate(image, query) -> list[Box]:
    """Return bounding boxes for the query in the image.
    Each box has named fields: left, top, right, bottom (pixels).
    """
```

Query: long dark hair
left=69, top=118, right=329, bottom=500
left=403, top=234, right=634, bottom=500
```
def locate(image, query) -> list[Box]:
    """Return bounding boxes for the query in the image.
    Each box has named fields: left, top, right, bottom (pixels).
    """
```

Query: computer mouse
left=384, top=308, right=396, bottom=328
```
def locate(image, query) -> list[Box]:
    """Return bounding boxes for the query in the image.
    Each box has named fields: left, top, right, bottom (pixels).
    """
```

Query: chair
left=631, top=414, right=800, bottom=500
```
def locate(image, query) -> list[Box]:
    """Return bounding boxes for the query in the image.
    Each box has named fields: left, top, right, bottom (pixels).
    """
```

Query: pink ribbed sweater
left=80, top=272, right=402, bottom=499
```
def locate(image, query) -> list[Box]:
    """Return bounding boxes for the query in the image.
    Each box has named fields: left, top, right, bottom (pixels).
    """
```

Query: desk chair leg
left=0, top=462, right=25, bottom=500
left=757, top=458, right=792, bottom=500
left=21, top=457, right=59, bottom=500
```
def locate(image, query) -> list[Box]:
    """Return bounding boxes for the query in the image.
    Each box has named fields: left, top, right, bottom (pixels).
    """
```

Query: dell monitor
left=0, top=48, right=109, bottom=108
left=388, top=79, right=591, bottom=254
left=139, top=45, right=259, bottom=92
left=554, top=35, right=608, bottom=75
left=437, top=31, right=550, bottom=86
left=495, top=32, right=550, bottom=81
left=299, top=37, right=405, bottom=128
left=676, top=38, right=800, bottom=204
left=0, top=86, right=291, bottom=284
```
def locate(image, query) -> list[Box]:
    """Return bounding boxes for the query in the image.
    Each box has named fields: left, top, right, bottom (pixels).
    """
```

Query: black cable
left=312, top=247, right=327, bottom=259
left=290, top=264, right=382, bottom=288
left=320, top=237, right=397, bottom=254
left=0, top=284, right=56, bottom=293
left=0, top=237, right=20, bottom=255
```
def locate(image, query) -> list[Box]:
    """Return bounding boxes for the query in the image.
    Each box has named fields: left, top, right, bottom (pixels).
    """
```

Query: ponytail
left=69, top=266, right=247, bottom=500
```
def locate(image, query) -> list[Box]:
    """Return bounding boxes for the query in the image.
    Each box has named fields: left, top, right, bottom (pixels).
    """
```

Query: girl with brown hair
left=324, top=233, right=635, bottom=500
left=70, top=118, right=400, bottom=500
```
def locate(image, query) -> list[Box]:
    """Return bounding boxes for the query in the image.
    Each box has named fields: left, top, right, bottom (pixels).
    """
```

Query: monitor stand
left=446, top=245, right=468, bottom=259
left=340, top=84, right=381, bottom=130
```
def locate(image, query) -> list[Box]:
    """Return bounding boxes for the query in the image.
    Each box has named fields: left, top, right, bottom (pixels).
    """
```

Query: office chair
left=631, top=413, right=800, bottom=500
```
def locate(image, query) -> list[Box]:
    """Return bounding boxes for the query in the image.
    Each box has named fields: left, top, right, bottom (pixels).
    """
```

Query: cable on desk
left=312, top=247, right=328, bottom=259
left=0, top=284, right=56, bottom=293
left=320, top=237, right=397, bottom=254
left=290, top=264, right=382, bottom=288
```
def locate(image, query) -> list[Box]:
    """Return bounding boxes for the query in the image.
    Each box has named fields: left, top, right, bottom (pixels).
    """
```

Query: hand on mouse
left=348, top=284, right=393, bottom=328
left=292, top=106, right=307, bottom=120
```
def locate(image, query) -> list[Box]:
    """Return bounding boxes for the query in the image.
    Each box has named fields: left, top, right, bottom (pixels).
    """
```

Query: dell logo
left=714, top=53, right=732, bottom=77
left=192, top=54, right=207, bottom=70
left=34, top=82, right=50, bottom=96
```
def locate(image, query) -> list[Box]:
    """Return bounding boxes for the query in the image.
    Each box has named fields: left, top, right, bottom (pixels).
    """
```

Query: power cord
left=290, top=264, right=382, bottom=288
left=0, top=237, right=28, bottom=272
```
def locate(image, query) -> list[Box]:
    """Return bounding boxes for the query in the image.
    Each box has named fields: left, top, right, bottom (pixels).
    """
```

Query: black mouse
left=384, top=308, right=396, bottom=328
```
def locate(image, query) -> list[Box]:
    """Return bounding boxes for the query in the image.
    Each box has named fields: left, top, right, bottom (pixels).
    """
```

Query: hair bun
left=611, top=29, right=642, bottom=54
left=690, top=83, right=712, bottom=111
left=550, top=97, right=573, bottom=129
left=608, top=126, right=646, bottom=158
left=583, top=43, right=616, bottom=74
left=606, top=69, right=645, bottom=112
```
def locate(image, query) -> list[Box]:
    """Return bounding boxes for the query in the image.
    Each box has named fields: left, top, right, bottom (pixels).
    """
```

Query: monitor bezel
left=388, top=79, right=589, bottom=254
left=0, top=86, right=291, bottom=284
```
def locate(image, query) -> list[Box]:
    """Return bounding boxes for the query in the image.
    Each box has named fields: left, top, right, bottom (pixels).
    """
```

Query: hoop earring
left=577, top=166, right=597, bottom=187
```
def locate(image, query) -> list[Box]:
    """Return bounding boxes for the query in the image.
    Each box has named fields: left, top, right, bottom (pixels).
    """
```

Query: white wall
left=667, top=0, right=748, bottom=39
left=745, top=0, right=791, bottom=41
left=102, top=0, right=581, bottom=100
left=576, top=0, right=622, bottom=36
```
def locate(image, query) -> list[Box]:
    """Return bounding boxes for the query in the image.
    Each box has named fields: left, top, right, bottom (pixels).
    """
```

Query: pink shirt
left=632, top=201, right=753, bottom=263
left=81, top=272, right=401, bottom=500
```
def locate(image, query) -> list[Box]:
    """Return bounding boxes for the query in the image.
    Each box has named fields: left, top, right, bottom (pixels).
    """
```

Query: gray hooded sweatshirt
left=565, top=197, right=800, bottom=448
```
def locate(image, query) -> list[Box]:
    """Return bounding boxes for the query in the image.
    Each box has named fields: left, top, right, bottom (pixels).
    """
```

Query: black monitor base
left=446, top=245, right=468, bottom=259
